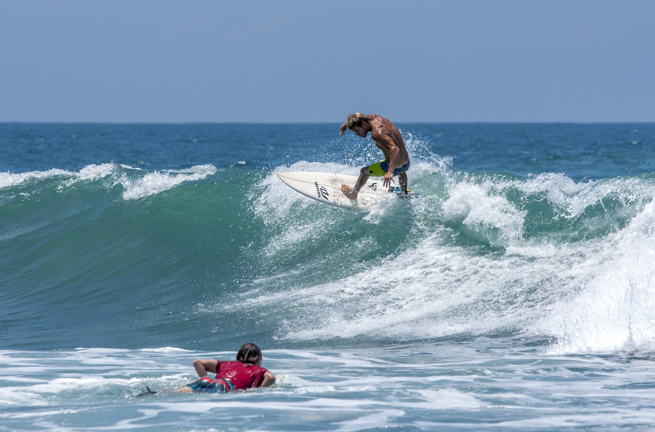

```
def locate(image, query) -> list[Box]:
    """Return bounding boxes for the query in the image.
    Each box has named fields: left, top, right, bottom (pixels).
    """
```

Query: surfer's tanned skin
left=339, top=113, right=409, bottom=199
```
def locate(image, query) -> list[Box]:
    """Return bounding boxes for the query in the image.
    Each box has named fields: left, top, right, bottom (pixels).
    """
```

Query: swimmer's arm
left=260, top=371, right=276, bottom=387
left=193, top=359, right=218, bottom=377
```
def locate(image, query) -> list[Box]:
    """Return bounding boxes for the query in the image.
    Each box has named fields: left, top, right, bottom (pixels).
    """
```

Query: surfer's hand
left=383, top=172, right=395, bottom=187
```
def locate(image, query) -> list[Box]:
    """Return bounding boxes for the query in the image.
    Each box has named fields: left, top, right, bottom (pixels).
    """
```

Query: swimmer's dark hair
left=346, top=112, right=369, bottom=129
left=236, top=342, right=262, bottom=365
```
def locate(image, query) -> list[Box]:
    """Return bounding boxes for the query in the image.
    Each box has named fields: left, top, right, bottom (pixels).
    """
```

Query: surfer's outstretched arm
left=370, top=131, right=399, bottom=187
left=339, top=122, right=348, bottom=135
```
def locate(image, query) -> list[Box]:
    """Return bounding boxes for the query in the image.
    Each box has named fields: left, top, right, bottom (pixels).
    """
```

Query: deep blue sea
left=2, top=123, right=655, bottom=430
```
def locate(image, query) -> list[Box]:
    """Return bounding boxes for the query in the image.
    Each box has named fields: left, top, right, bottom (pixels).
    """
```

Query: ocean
left=1, top=123, right=655, bottom=430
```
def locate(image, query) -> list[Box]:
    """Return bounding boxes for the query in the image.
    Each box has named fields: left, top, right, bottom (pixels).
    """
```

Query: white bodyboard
left=277, top=172, right=413, bottom=210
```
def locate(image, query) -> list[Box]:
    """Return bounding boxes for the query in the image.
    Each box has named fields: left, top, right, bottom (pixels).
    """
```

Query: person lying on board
left=339, top=113, right=410, bottom=199
left=172, top=342, right=275, bottom=393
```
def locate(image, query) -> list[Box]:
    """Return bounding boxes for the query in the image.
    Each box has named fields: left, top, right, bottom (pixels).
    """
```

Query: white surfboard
left=277, top=172, right=415, bottom=210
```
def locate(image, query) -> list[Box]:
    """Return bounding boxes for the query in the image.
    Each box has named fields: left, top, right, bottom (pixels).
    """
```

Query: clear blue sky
left=1, top=0, right=653, bottom=123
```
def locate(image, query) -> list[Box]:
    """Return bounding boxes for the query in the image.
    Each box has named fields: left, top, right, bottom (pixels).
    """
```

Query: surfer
left=172, top=343, right=275, bottom=393
left=339, top=113, right=410, bottom=199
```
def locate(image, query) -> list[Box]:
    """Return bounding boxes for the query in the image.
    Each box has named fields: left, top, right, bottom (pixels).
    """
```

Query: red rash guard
left=214, top=361, right=269, bottom=390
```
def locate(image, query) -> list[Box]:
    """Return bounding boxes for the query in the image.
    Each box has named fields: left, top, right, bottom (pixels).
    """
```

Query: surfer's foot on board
left=341, top=184, right=358, bottom=200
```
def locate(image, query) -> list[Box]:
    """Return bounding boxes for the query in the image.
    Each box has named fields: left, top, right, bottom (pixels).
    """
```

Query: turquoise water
left=2, top=123, right=655, bottom=430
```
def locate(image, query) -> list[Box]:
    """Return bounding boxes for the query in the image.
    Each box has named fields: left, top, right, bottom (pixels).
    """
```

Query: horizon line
left=1, top=120, right=654, bottom=125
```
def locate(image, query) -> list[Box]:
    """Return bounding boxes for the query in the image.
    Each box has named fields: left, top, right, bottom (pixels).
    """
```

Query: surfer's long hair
left=236, top=343, right=262, bottom=365
left=346, top=112, right=369, bottom=129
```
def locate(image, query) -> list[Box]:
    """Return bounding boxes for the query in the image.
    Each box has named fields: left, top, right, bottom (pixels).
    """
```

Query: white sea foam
left=410, top=389, right=484, bottom=409
left=252, top=159, right=655, bottom=355
left=0, top=164, right=116, bottom=193
left=273, top=234, right=595, bottom=342
left=263, top=221, right=324, bottom=257
left=0, top=163, right=218, bottom=202
left=536, top=199, right=655, bottom=354
left=117, top=164, right=217, bottom=200
left=0, top=409, right=82, bottom=419
left=334, top=409, right=406, bottom=432
left=140, top=347, right=192, bottom=353
left=77, top=163, right=114, bottom=181
left=2, top=347, right=655, bottom=430
left=443, top=180, right=526, bottom=246
left=514, top=173, right=653, bottom=221
left=0, top=168, right=74, bottom=189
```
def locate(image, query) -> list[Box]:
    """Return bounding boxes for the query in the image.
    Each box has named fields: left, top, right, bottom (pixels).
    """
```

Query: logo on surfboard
left=368, top=183, right=378, bottom=191
left=315, top=182, right=329, bottom=200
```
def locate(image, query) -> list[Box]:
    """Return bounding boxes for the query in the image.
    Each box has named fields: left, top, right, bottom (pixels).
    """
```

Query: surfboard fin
left=118, top=382, right=158, bottom=399
left=136, top=386, right=158, bottom=397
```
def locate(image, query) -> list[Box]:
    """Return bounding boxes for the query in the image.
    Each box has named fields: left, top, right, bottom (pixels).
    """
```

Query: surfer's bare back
left=339, top=113, right=410, bottom=200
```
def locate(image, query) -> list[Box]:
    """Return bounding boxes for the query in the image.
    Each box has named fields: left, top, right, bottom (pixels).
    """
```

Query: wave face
left=1, top=123, right=655, bottom=354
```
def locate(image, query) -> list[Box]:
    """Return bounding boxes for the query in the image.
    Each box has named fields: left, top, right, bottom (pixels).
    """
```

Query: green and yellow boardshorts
left=368, top=160, right=411, bottom=177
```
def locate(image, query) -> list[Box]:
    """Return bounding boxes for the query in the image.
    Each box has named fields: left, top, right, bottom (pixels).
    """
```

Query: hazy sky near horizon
left=1, top=0, right=654, bottom=123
